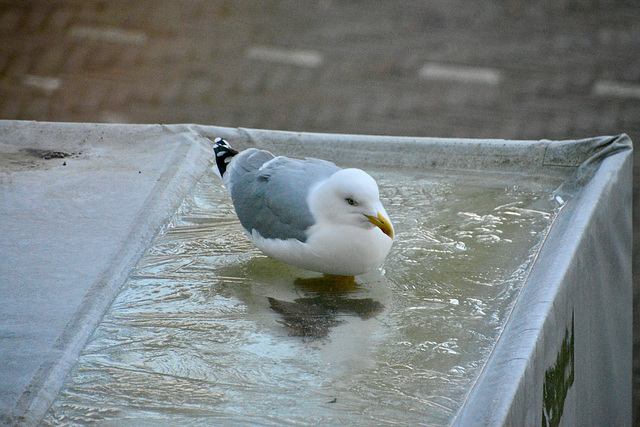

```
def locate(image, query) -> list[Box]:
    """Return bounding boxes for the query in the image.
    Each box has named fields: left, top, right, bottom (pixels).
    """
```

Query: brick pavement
left=1, top=0, right=639, bottom=423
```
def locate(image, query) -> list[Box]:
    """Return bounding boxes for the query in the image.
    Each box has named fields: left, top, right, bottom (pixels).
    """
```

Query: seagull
left=212, top=138, right=394, bottom=277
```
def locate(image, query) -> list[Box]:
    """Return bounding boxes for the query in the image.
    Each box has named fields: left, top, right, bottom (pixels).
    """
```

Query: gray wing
left=225, top=148, right=340, bottom=242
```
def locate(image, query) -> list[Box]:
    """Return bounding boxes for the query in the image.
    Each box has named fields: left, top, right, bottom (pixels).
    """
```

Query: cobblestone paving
left=1, top=0, right=639, bottom=422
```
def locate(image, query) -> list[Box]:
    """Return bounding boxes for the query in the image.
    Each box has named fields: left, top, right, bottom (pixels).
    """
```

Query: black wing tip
left=213, top=137, right=230, bottom=147
left=212, top=137, right=238, bottom=177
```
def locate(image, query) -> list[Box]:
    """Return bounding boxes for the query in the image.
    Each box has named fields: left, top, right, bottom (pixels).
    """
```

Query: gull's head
left=311, top=168, right=394, bottom=239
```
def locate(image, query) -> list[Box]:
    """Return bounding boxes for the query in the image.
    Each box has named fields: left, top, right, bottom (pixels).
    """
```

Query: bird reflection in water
left=268, top=275, right=385, bottom=339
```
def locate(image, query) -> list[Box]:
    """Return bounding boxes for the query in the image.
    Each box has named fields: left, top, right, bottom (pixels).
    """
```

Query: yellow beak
left=365, top=212, right=394, bottom=239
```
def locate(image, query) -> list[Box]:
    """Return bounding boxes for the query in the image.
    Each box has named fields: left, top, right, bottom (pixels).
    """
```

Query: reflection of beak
left=365, top=212, right=394, bottom=239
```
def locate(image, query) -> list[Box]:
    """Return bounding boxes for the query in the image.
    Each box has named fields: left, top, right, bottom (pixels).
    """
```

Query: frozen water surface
left=43, top=166, right=563, bottom=426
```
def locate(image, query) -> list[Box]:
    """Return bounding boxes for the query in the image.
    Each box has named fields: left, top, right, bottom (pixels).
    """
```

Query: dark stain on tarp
left=21, top=148, right=76, bottom=159
left=542, top=311, right=575, bottom=427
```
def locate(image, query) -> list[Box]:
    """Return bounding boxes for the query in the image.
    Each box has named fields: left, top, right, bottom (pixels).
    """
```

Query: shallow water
left=43, top=166, right=563, bottom=426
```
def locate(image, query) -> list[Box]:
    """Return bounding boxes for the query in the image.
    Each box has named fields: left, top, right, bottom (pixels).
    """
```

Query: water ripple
left=43, top=168, right=563, bottom=426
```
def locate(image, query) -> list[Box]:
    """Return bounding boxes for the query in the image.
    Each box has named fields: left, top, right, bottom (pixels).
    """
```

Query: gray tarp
left=0, top=121, right=632, bottom=425
left=452, top=134, right=632, bottom=426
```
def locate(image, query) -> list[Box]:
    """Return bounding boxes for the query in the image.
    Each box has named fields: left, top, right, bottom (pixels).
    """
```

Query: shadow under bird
left=212, top=138, right=394, bottom=277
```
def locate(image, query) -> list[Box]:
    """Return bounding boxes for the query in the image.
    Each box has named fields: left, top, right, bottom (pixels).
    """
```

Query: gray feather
left=225, top=149, right=340, bottom=242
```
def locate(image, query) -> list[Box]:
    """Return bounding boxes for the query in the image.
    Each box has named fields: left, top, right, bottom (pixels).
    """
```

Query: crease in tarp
left=553, top=134, right=632, bottom=199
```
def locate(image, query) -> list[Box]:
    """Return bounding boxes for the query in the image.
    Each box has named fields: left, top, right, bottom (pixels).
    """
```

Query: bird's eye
left=346, top=197, right=358, bottom=206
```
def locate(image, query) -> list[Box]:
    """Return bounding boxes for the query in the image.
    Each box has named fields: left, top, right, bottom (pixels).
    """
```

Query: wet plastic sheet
left=0, top=121, right=632, bottom=425
left=0, top=121, right=213, bottom=425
